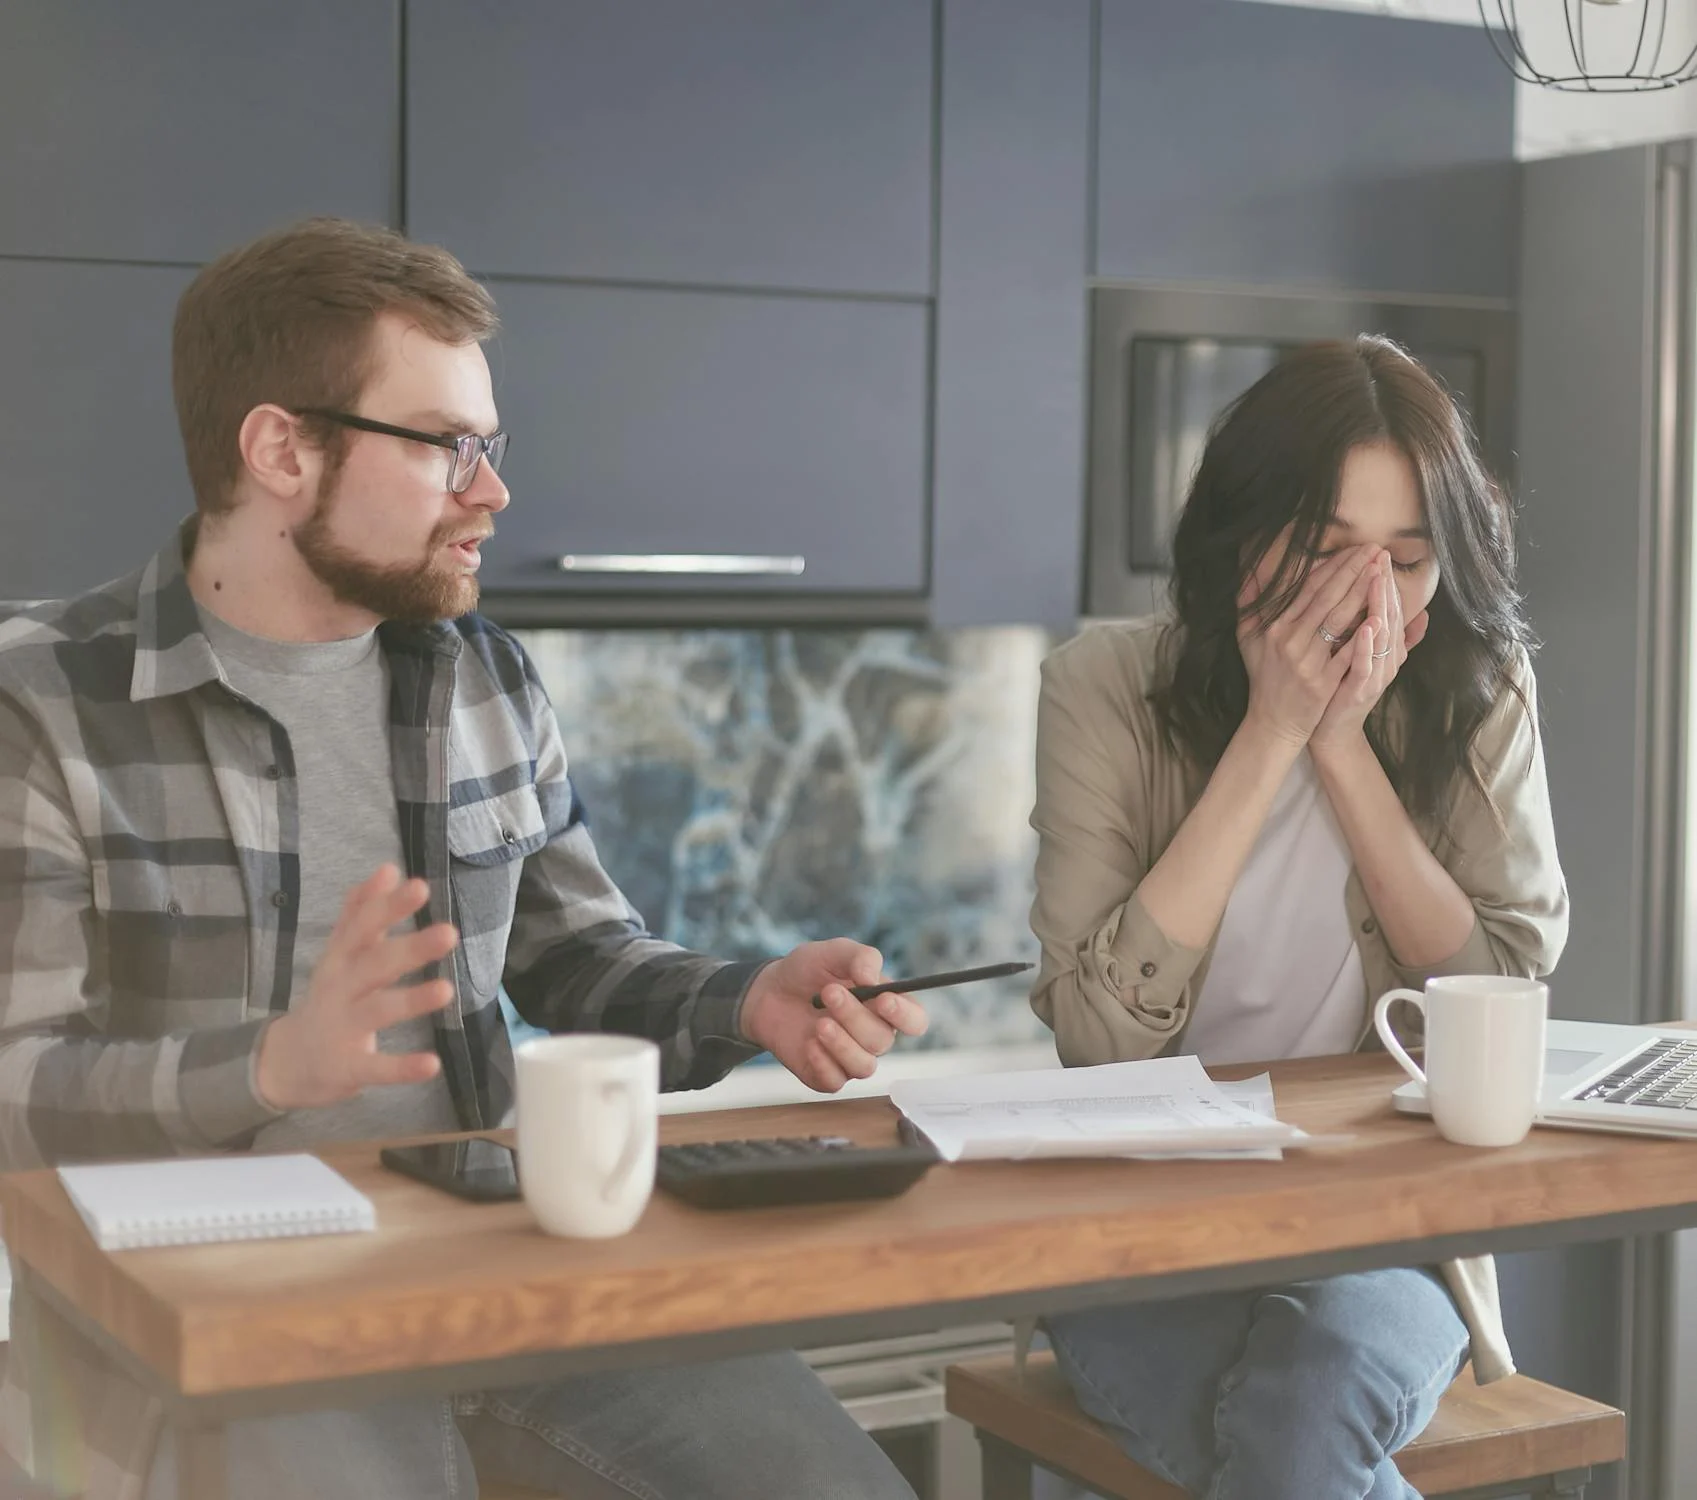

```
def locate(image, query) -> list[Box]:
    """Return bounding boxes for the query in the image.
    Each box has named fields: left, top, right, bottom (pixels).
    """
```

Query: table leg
left=176, top=1422, right=227, bottom=1500
left=977, top=1433, right=1036, bottom=1500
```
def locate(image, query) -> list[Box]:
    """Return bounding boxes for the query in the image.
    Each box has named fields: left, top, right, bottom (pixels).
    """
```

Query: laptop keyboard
left=1573, top=1037, right=1697, bottom=1108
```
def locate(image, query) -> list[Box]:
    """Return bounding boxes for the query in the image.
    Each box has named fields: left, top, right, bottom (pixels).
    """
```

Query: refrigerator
left=1517, top=139, right=1697, bottom=1500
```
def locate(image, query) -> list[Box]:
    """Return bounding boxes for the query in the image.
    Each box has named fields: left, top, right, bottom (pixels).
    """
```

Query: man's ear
left=236, top=404, right=321, bottom=511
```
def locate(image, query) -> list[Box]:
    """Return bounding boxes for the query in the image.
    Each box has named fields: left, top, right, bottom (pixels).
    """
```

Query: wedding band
left=1372, top=645, right=1392, bottom=659
left=1318, top=626, right=1344, bottom=645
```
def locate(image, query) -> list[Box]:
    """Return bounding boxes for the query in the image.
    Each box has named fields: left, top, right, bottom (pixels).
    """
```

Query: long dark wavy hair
left=1150, top=335, right=1533, bottom=825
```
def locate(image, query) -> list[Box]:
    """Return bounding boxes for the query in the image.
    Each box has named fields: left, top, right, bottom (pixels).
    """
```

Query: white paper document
left=1171, top=1073, right=1286, bottom=1162
left=889, top=1056, right=1308, bottom=1163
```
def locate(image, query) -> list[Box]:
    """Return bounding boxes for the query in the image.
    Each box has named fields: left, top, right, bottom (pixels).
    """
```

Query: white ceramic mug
left=514, top=1035, right=660, bottom=1237
left=1373, top=975, right=1548, bottom=1147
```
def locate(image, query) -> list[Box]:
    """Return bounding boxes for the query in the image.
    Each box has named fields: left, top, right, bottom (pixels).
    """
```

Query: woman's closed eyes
left=1303, top=545, right=1428, bottom=575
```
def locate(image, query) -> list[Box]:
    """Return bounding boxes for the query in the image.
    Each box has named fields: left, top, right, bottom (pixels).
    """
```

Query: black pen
left=810, top=960, right=1034, bottom=1010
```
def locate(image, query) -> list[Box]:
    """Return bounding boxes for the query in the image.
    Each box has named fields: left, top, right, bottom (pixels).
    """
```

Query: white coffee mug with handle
left=1372, top=974, right=1548, bottom=1147
left=515, top=1035, right=660, bottom=1237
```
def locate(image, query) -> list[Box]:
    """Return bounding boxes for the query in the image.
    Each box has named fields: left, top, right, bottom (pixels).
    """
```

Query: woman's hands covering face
left=1309, top=550, right=1429, bottom=753
left=1238, top=545, right=1427, bottom=750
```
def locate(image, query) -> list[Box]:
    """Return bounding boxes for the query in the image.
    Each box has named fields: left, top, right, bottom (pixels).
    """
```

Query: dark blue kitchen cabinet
left=929, top=0, right=1093, bottom=629
left=0, top=0, right=1527, bottom=622
left=1094, top=0, right=1517, bottom=298
left=406, top=0, right=934, bottom=297
left=0, top=1, right=397, bottom=264
left=478, top=280, right=929, bottom=597
left=0, top=261, right=197, bottom=601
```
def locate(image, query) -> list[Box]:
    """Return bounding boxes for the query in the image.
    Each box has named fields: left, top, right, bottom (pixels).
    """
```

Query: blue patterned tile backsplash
left=515, top=626, right=1060, bottom=1053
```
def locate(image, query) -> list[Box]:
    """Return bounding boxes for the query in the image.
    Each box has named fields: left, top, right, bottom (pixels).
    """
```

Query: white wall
left=1239, top=0, right=1697, bottom=159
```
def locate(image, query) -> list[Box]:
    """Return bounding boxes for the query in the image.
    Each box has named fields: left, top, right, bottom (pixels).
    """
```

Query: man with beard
left=0, top=218, right=926, bottom=1500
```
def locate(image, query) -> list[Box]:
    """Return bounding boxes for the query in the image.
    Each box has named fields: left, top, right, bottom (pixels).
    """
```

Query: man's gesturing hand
left=255, top=864, right=459, bottom=1112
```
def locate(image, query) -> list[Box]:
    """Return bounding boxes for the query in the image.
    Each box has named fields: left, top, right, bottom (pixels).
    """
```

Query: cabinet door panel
left=0, top=263, right=196, bottom=602
left=408, top=0, right=933, bottom=295
left=1095, top=0, right=1516, bottom=297
left=480, top=282, right=929, bottom=594
left=0, top=1, right=397, bottom=263
left=931, top=0, right=1092, bottom=628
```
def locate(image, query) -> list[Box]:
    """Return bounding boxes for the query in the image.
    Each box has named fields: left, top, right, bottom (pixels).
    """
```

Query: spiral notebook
left=58, top=1153, right=377, bottom=1251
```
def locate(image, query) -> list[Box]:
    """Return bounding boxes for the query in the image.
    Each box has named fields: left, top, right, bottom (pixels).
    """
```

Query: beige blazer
left=1028, top=617, right=1571, bottom=1383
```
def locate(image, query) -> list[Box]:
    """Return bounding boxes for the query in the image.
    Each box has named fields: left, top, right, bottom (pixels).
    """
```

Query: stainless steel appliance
left=1084, top=281, right=1516, bottom=618
left=1517, top=138, right=1697, bottom=1500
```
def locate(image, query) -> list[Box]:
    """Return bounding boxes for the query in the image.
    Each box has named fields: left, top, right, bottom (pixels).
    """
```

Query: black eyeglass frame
left=294, top=408, right=509, bottom=495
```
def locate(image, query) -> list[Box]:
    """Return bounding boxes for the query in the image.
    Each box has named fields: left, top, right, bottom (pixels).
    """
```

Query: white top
left=1182, top=751, right=1366, bottom=1066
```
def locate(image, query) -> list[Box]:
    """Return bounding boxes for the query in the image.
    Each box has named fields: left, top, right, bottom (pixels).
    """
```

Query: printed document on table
left=889, top=1055, right=1308, bottom=1162
left=1139, top=1073, right=1286, bottom=1162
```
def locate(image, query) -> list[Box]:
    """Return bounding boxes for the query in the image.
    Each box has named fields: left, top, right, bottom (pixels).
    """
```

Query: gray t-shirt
left=198, top=607, right=460, bottom=1147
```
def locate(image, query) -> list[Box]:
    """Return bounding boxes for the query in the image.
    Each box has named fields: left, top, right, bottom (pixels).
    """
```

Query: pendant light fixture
left=1478, top=0, right=1697, bottom=90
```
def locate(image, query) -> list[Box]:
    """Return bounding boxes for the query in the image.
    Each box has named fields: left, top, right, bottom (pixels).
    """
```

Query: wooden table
left=8, top=1051, right=1697, bottom=1500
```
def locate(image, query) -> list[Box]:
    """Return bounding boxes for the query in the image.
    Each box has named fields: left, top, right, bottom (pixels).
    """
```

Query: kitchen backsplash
left=514, top=625, right=1061, bottom=1054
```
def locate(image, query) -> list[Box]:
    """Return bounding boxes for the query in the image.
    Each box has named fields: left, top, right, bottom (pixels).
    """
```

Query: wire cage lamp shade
left=1479, top=0, right=1697, bottom=90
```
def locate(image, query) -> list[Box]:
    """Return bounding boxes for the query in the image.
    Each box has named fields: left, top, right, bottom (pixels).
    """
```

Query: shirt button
left=501, top=828, right=517, bottom=845
left=271, top=890, right=290, bottom=909
left=165, top=900, right=183, bottom=918
left=1361, top=917, right=1378, bottom=935
left=1140, top=962, right=1158, bottom=978
left=264, top=764, right=283, bottom=781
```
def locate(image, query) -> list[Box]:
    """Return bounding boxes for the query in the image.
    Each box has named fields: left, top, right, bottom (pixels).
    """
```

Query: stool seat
left=945, top=1353, right=1625, bottom=1499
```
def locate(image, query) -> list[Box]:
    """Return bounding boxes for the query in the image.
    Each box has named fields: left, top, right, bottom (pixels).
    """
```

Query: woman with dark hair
left=1029, top=336, right=1567, bottom=1498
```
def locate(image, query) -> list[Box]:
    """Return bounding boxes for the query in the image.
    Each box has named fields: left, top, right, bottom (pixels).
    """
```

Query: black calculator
left=655, top=1134, right=938, bottom=1210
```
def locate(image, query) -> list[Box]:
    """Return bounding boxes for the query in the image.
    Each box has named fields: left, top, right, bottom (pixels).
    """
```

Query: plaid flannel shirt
left=0, top=523, right=763, bottom=1499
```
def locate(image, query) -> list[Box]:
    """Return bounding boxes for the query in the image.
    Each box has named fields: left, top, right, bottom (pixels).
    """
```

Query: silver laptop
left=1392, top=1019, right=1697, bottom=1138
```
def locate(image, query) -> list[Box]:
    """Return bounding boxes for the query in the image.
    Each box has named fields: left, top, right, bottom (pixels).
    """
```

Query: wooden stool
left=945, top=1353, right=1625, bottom=1500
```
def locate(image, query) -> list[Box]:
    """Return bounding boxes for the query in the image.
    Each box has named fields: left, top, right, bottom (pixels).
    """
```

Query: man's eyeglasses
left=295, top=409, right=510, bottom=495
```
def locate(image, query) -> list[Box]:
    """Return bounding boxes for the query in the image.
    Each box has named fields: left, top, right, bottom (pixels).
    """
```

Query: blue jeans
left=1043, top=1268, right=1469, bottom=1500
left=144, top=1350, right=914, bottom=1499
